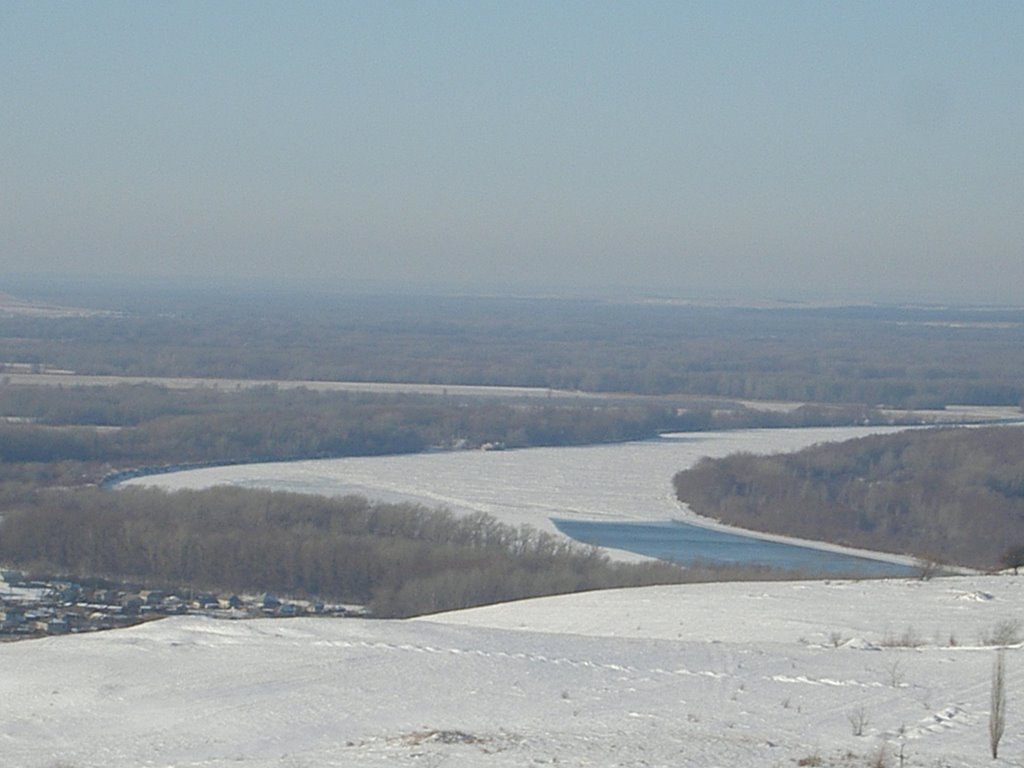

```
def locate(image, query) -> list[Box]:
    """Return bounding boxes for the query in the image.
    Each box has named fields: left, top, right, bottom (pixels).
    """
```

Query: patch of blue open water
left=552, top=518, right=915, bottom=578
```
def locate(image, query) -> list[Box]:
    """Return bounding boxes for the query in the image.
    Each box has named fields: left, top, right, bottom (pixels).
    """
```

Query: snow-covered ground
left=12, top=424, right=1017, bottom=766
left=2, top=575, right=1021, bottom=767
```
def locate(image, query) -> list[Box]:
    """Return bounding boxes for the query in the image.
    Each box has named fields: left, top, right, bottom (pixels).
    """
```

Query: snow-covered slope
left=3, top=575, right=1021, bottom=767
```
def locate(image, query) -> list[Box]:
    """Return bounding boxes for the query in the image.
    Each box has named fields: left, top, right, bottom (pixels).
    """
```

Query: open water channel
left=123, top=425, right=921, bottom=577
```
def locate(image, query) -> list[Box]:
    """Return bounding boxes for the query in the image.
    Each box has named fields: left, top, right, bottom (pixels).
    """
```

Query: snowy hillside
left=3, top=575, right=1022, bottom=767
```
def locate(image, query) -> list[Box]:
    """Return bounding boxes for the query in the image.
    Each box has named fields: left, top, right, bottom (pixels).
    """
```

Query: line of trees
left=0, top=485, right=697, bottom=617
left=4, top=291, right=1024, bottom=408
left=673, top=426, right=1024, bottom=568
left=0, top=384, right=670, bottom=483
left=0, top=382, right=917, bottom=489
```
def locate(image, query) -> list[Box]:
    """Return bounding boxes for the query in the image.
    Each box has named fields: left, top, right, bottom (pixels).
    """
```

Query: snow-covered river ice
left=124, top=425, right=920, bottom=574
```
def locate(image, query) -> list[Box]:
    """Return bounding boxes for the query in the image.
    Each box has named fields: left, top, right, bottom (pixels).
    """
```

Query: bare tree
left=990, top=649, right=1006, bottom=759
left=885, top=657, right=904, bottom=688
left=848, top=704, right=869, bottom=736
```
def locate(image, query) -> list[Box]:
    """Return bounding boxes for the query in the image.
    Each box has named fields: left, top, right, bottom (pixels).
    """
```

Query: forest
left=673, top=425, right=1024, bottom=569
left=0, top=385, right=663, bottom=483
left=3, top=284, right=1024, bottom=615
left=0, top=378, right=908, bottom=490
left=4, top=285, right=1024, bottom=409
left=0, top=485, right=708, bottom=618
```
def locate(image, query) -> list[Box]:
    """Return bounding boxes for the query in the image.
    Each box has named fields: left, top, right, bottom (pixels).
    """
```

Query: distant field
left=3, top=372, right=1021, bottom=426
left=0, top=370, right=597, bottom=400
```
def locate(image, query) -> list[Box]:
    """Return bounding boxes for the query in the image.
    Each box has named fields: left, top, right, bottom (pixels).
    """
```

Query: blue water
left=552, top=518, right=915, bottom=578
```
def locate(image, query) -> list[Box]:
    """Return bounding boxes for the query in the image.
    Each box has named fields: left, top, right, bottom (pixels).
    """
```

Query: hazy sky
left=3, top=2, right=1022, bottom=303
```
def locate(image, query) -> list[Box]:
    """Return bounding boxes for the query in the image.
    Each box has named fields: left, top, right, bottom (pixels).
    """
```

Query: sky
left=2, top=1, right=1022, bottom=304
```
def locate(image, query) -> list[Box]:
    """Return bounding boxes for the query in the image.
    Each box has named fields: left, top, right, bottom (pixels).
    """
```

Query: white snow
left=11, top=424, right=1021, bottom=766
left=2, top=576, right=1022, bottom=767
left=122, top=426, right=917, bottom=560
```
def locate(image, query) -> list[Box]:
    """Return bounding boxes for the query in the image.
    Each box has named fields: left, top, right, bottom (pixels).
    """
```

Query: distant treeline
left=0, top=382, right=907, bottom=487
left=3, top=291, right=1024, bottom=408
left=0, top=385, right=660, bottom=481
left=0, top=486, right=700, bottom=617
left=673, top=426, right=1024, bottom=569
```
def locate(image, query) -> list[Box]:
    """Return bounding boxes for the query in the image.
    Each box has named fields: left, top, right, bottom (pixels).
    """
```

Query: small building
left=91, top=589, right=116, bottom=604
left=46, top=618, right=70, bottom=634
left=120, top=594, right=144, bottom=615
left=259, top=593, right=281, bottom=611
left=140, top=590, right=166, bottom=605
left=191, top=594, right=219, bottom=610
left=1, top=607, right=25, bottom=629
left=162, top=595, right=186, bottom=614
left=53, top=583, right=81, bottom=603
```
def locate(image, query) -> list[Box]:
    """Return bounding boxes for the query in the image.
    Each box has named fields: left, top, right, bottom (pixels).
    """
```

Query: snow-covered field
left=2, top=575, right=1022, bottom=767
left=8, top=424, right=1019, bottom=767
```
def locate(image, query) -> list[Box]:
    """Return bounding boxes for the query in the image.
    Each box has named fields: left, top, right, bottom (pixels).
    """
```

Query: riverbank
left=116, top=418, right=1020, bottom=574
left=671, top=497, right=926, bottom=571
left=552, top=517, right=919, bottom=577
left=119, top=425, right=926, bottom=575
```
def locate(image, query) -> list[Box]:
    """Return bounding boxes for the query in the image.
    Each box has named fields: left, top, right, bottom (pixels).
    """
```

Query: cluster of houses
left=0, top=569, right=356, bottom=641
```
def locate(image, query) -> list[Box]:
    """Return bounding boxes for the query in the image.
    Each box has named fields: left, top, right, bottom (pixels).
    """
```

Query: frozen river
left=552, top=518, right=914, bottom=576
left=122, top=425, right=920, bottom=573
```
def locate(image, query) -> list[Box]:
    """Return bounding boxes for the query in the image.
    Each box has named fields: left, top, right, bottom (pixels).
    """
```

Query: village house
left=191, top=594, right=219, bottom=610
left=1, top=606, right=25, bottom=630
left=218, top=594, right=242, bottom=610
